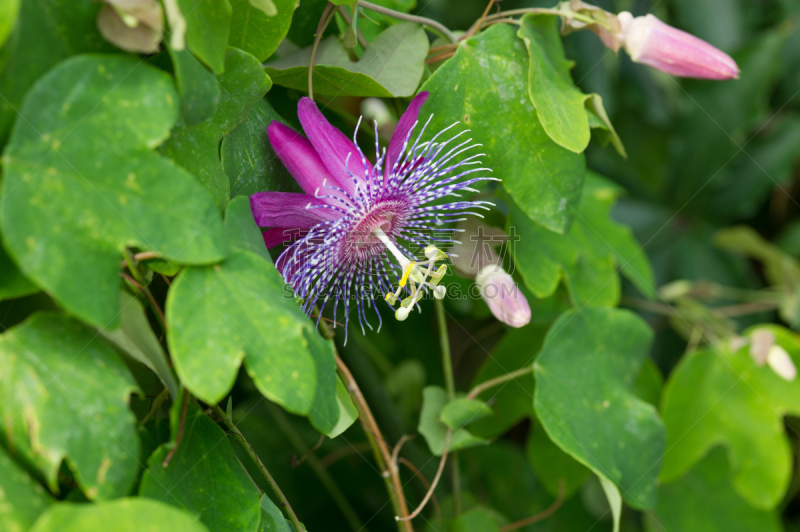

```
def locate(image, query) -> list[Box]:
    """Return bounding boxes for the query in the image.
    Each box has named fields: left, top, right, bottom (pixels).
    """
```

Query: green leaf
left=660, top=325, right=800, bottom=509
left=160, top=47, right=272, bottom=210
left=221, top=98, right=302, bottom=200
left=645, top=448, right=783, bottom=532
left=0, top=54, right=227, bottom=329
left=265, top=22, right=429, bottom=97
left=139, top=404, right=261, bottom=531
left=0, top=0, right=20, bottom=48
left=230, top=0, right=298, bottom=62
left=450, top=507, right=505, bottom=532
left=632, top=358, right=663, bottom=407
left=598, top=474, right=621, bottom=532
left=0, top=238, right=37, bottom=301
left=0, top=445, right=53, bottom=531
left=533, top=307, right=664, bottom=509
left=0, top=313, right=141, bottom=500
left=526, top=417, right=589, bottom=498
left=28, top=498, right=210, bottom=532
left=440, top=398, right=492, bottom=430
left=98, top=291, right=179, bottom=398
left=259, top=494, right=292, bottom=532
left=418, top=386, right=487, bottom=456
left=328, top=378, right=358, bottom=439
left=0, top=0, right=113, bottom=145
left=468, top=325, right=545, bottom=439
left=177, top=0, right=232, bottom=74
left=518, top=15, right=590, bottom=154
left=419, top=24, right=585, bottom=234
left=510, top=172, right=655, bottom=307
left=585, top=93, right=626, bottom=158
left=167, top=200, right=340, bottom=434
left=224, top=195, right=270, bottom=260
left=250, top=0, right=278, bottom=15
left=168, top=45, right=222, bottom=126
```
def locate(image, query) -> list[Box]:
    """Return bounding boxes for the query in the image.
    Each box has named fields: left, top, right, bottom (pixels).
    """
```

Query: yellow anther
left=398, top=261, right=417, bottom=288
left=385, top=292, right=398, bottom=305
left=429, top=264, right=448, bottom=283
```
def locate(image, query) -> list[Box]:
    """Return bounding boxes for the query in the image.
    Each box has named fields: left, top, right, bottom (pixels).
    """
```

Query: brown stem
left=119, top=272, right=168, bottom=331
left=398, top=457, right=441, bottom=524
left=425, top=51, right=456, bottom=65
left=162, top=388, right=189, bottom=467
left=335, top=354, right=413, bottom=530
left=463, top=0, right=495, bottom=40
left=466, top=366, right=532, bottom=400
left=319, top=441, right=373, bottom=468
left=309, top=3, right=337, bottom=101
left=397, top=429, right=451, bottom=522
left=291, top=434, right=325, bottom=467
left=499, top=480, right=565, bottom=531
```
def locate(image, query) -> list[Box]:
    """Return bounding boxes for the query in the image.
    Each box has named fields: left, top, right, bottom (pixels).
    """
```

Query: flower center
left=373, top=227, right=448, bottom=321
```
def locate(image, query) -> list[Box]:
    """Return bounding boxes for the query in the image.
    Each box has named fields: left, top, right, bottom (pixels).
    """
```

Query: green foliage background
left=2, top=0, right=800, bottom=531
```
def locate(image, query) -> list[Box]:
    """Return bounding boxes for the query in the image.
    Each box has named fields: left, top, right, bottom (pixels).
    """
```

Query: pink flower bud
left=767, top=345, right=797, bottom=382
left=618, top=12, right=739, bottom=80
left=476, top=265, right=531, bottom=328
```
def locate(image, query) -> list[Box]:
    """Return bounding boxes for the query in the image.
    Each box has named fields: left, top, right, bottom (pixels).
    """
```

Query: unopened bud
left=475, top=265, right=531, bottom=328
left=617, top=12, right=739, bottom=80
left=767, top=345, right=797, bottom=382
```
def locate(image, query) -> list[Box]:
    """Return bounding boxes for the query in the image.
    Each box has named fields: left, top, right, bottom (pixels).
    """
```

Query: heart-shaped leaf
left=510, top=172, right=655, bottom=306
left=0, top=0, right=113, bottom=144
left=646, top=448, right=783, bottom=532
left=166, top=200, right=340, bottom=434
left=419, top=24, right=585, bottom=234
left=419, top=386, right=487, bottom=456
left=660, top=325, right=800, bottom=509
left=518, top=15, right=590, bottom=154
left=533, top=307, right=664, bottom=509
left=0, top=313, right=140, bottom=500
left=160, top=47, right=272, bottom=210
left=266, top=22, right=429, bottom=97
left=177, top=0, right=231, bottom=74
left=139, top=404, right=261, bottom=531
left=28, top=498, right=210, bottom=532
left=1, top=54, right=227, bottom=329
left=0, top=446, right=53, bottom=531
left=230, top=0, right=298, bottom=62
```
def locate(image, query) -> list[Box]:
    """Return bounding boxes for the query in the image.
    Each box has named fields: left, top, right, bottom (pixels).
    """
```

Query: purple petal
left=250, top=191, right=343, bottom=228
left=267, top=121, right=349, bottom=198
left=386, top=92, right=429, bottom=176
left=297, top=97, right=373, bottom=198
left=262, top=227, right=308, bottom=249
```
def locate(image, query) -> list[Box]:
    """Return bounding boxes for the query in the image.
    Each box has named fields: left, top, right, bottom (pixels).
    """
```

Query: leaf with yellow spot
left=533, top=307, right=664, bottom=509
left=0, top=55, right=227, bottom=329
left=0, top=313, right=141, bottom=500
left=166, top=199, right=351, bottom=436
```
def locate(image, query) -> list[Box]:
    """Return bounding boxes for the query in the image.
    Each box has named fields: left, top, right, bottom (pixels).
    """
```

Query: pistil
left=373, top=228, right=449, bottom=320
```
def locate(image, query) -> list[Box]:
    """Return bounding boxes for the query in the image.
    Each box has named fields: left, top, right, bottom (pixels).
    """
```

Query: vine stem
left=466, top=366, right=533, bottom=400
left=357, top=0, right=458, bottom=43
left=397, top=429, right=451, bottom=522
left=309, top=3, right=338, bottom=101
left=335, top=353, right=413, bottom=531
left=434, top=299, right=461, bottom=515
left=499, top=480, right=565, bottom=531
left=267, top=403, right=364, bottom=531
left=211, top=404, right=305, bottom=532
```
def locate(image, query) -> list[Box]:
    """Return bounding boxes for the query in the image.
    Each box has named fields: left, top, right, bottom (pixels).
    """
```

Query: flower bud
left=767, top=345, right=797, bottom=382
left=617, top=12, right=739, bottom=80
left=475, top=265, right=531, bottom=328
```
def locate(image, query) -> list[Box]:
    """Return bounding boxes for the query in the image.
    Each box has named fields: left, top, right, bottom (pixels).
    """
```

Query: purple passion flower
left=250, top=92, right=495, bottom=337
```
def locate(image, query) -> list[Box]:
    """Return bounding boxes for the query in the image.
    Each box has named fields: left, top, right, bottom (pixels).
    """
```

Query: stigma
left=373, top=228, right=448, bottom=320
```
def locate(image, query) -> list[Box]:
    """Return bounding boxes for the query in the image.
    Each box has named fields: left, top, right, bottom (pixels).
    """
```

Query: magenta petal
left=267, top=122, right=350, bottom=200
left=297, top=97, right=373, bottom=197
left=386, top=92, right=429, bottom=176
left=250, top=191, right=343, bottom=228
left=262, top=227, right=307, bottom=249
